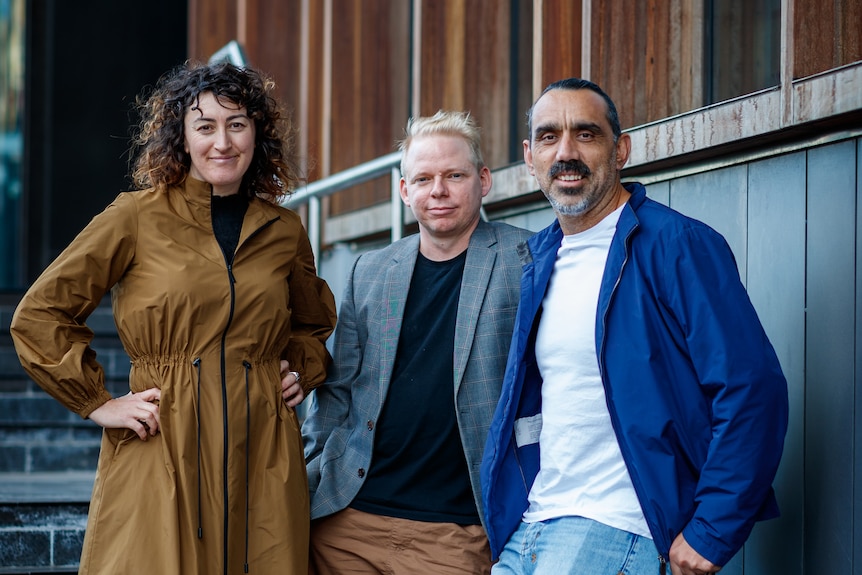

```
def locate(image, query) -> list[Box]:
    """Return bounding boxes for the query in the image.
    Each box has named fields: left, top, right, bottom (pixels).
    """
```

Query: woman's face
left=184, top=92, right=256, bottom=196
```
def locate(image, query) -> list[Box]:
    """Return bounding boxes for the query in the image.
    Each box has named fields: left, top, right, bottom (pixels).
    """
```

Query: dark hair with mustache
left=549, top=160, right=591, bottom=180
left=526, top=78, right=622, bottom=142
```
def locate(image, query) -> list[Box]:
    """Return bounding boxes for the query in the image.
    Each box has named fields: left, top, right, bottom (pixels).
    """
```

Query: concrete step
left=0, top=472, right=92, bottom=573
left=0, top=472, right=94, bottom=504
left=0, top=376, right=130, bottom=475
left=0, top=421, right=102, bottom=475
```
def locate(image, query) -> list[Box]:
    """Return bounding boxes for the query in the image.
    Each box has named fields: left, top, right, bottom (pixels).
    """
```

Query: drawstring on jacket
left=242, top=360, right=252, bottom=574
left=190, top=356, right=256, bottom=572
left=193, top=357, right=203, bottom=540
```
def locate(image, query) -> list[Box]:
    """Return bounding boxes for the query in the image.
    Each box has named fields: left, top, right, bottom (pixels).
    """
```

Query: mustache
left=548, top=160, right=591, bottom=179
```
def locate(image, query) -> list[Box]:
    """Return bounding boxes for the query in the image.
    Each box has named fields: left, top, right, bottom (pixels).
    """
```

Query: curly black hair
left=130, top=61, right=301, bottom=203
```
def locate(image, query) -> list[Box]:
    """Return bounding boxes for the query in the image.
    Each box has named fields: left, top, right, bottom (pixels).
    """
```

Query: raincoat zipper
left=217, top=216, right=278, bottom=574
left=597, top=215, right=671, bottom=565
left=220, top=261, right=237, bottom=575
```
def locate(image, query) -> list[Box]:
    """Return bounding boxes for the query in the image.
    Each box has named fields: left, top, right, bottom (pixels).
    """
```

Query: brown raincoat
left=11, top=178, right=337, bottom=574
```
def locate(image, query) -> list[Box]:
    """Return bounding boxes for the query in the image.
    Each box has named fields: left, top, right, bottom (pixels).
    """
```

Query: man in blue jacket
left=481, top=78, right=788, bottom=575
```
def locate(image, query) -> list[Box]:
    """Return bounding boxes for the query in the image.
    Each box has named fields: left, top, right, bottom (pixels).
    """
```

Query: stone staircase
left=0, top=294, right=129, bottom=573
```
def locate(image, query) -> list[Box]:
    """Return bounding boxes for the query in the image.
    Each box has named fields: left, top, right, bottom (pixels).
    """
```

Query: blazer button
left=357, top=468, right=366, bottom=478
left=366, top=420, right=374, bottom=431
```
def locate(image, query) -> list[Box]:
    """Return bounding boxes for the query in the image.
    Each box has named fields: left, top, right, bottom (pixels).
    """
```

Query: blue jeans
left=492, top=516, right=662, bottom=575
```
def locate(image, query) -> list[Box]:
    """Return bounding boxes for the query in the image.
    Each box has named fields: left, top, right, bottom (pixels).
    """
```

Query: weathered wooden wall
left=186, top=0, right=861, bottom=212
left=794, top=0, right=862, bottom=79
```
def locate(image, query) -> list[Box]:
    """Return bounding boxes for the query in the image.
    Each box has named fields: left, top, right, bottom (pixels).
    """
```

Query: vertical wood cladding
left=327, top=0, right=409, bottom=214
left=794, top=0, right=862, bottom=79
left=537, top=0, right=583, bottom=94
left=184, top=0, right=859, bottom=214
left=589, top=0, right=703, bottom=130
left=188, top=0, right=238, bottom=62
left=301, top=0, right=327, bottom=185
left=242, top=0, right=302, bottom=107
left=187, top=0, right=409, bottom=214
left=417, top=0, right=512, bottom=170
left=184, top=0, right=524, bottom=213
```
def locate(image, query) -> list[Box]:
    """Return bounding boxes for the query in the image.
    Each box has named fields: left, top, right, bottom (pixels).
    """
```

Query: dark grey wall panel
left=667, top=164, right=750, bottom=575
left=805, top=139, right=857, bottom=573
left=744, top=151, right=807, bottom=575
left=855, top=139, right=862, bottom=575
left=644, top=180, right=670, bottom=206
left=668, top=165, right=749, bottom=285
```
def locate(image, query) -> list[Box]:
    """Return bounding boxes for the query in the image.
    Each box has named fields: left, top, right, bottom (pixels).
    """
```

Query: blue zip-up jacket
left=481, top=182, right=788, bottom=567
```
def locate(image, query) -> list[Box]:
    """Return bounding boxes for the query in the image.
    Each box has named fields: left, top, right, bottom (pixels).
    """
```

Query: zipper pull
left=228, top=263, right=237, bottom=285
left=658, top=554, right=667, bottom=575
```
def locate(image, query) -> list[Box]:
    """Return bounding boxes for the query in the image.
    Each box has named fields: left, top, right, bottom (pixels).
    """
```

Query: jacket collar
left=168, top=177, right=282, bottom=245
left=454, top=220, right=498, bottom=390
left=522, top=181, right=647, bottom=316
left=177, top=176, right=214, bottom=207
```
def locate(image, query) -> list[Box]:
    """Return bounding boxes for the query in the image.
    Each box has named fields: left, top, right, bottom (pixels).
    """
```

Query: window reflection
left=705, top=0, right=781, bottom=104
left=1, top=0, right=24, bottom=289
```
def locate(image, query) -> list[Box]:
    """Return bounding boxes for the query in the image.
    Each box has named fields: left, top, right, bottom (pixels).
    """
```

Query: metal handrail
left=286, top=151, right=402, bottom=205
left=282, top=151, right=403, bottom=259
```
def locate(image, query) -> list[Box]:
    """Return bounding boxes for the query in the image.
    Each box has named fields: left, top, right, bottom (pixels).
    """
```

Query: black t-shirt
left=211, top=193, right=249, bottom=263
left=351, top=249, right=481, bottom=525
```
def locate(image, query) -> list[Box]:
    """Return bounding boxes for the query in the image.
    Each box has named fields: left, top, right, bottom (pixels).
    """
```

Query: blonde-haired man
left=303, top=111, right=532, bottom=573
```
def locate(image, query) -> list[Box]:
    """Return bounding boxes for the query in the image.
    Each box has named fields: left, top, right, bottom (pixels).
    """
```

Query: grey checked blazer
left=302, top=220, right=533, bottom=528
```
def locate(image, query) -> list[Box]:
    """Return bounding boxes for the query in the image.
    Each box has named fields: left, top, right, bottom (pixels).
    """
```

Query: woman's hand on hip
left=280, top=360, right=305, bottom=408
left=88, top=388, right=161, bottom=440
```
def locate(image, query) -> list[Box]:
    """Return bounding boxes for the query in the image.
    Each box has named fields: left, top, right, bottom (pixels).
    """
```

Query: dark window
left=705, top=0, right=781, bottom=104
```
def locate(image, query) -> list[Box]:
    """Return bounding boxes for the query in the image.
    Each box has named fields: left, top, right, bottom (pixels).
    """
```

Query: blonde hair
left=398, top=110, right=485, bottom=178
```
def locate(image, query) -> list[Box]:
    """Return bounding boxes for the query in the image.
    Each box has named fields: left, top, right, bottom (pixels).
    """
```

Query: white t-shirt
left=523, top=205, right=651, bottom=538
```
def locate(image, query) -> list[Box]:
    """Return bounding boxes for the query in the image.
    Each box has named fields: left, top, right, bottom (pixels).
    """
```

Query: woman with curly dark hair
left=11, top=61, right=337, bottom=573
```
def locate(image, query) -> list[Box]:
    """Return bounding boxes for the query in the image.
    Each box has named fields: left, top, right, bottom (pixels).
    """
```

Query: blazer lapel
left=379, top=235, right=420, bottom=397
left=453, top=222, right=496, bottom=393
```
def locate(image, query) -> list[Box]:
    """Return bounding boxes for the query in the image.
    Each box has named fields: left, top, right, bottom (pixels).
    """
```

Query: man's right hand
left=669, top=532, right=721, bottom=575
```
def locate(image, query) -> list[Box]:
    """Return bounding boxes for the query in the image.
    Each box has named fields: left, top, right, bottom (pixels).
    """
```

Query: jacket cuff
left=78, top=388, right=115, bottom=420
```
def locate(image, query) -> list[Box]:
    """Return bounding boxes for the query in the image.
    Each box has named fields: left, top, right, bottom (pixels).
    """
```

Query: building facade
left=1, top=0, right=861, bottom=572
